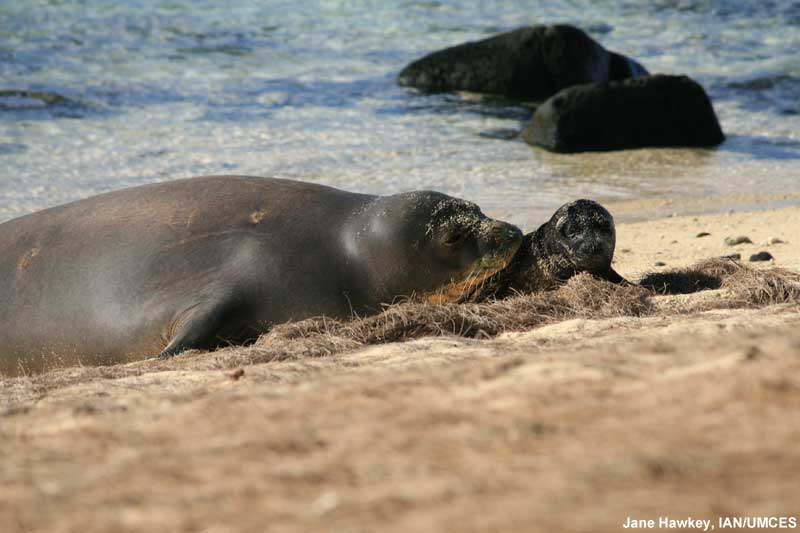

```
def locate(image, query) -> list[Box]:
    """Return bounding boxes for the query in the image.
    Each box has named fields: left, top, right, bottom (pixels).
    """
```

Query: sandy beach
left=609, top=198, right=800, bottom=276
left=1, top=199, right=799, bottom=533
left=4, top=2, right=799, bottom=531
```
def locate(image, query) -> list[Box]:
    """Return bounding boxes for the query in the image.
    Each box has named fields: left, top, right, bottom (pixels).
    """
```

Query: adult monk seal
left=478, top=199, right=625, bottom=298
left=0, top=176, right=522, bottom=375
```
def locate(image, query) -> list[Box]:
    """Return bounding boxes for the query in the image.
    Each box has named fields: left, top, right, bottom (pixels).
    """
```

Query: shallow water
left=1, top=0, right=799, bottom=230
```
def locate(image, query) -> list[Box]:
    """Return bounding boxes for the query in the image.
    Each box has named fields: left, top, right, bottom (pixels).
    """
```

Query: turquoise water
left=1, top=0, right=799, bottom=230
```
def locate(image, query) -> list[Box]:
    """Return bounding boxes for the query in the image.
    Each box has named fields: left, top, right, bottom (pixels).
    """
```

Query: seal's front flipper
left=157, top=299, right=244, bottom=359
left=600, top=267, right=628, bottom=285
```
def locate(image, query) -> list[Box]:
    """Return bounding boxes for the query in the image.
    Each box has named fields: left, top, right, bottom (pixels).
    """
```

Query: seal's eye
left=443, top=230, right=465, bottom=246
left=562, top=223, right=582, bottom=238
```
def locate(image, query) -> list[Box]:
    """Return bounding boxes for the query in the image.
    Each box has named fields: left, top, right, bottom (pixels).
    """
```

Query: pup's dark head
left=542, top=199, right=616, bottom=273
left=476, top=199, right=621, bottom=298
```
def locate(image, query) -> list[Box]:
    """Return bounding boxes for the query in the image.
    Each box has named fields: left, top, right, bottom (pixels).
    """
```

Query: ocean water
left=1, top=0, right=798, bottom=230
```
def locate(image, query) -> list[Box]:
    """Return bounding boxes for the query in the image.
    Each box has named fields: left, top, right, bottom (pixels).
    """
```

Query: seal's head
left=477, top=199, right=622, bottom=298
left=545, top=199, right=616, bottom=273
left=345, top=191, right=522, bottom=304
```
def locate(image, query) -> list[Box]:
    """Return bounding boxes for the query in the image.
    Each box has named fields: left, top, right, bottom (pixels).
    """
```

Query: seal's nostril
left=485, top=222, right=522, bottom=248
left=581, top=241, right=602, bottom=256
left=508, top=225, right=523, bottom=242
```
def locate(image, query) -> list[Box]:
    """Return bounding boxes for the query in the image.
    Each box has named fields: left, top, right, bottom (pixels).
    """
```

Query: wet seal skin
left=0, top=176, right=521, bottom=375
left=479, top=199, right=625, bottom=298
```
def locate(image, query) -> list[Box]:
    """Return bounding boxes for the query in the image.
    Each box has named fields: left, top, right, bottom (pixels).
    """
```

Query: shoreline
left=604, top=190, right=800, bottom=224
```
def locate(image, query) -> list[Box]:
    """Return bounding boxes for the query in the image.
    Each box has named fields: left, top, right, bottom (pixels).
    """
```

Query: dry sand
left=1, top=202, right=799, bottom=533
left=609, top=201, right=800, bottom=278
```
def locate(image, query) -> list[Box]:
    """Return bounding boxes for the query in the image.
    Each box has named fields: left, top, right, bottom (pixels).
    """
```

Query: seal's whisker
left=459, top=265, right=483, bottom=301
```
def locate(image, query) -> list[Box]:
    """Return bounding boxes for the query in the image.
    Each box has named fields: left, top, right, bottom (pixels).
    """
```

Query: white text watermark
left=623, top=516, right=797, bottom=530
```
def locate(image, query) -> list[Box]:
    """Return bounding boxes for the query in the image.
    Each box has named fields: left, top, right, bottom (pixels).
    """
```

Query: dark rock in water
left=749, top=251, right=774, bottom=262
left=728, top=74, right=792, bottom=91
left=0, top=89, right=70, bottom=109
left=608, top=51, right=648, bottom=81
left=397, top=25, right=648, bottom=99
left=477, top=128, right=520, bottom=141
left=522, top=75, right=725, bottom=152
left=724, top=235, right=752, bottom=246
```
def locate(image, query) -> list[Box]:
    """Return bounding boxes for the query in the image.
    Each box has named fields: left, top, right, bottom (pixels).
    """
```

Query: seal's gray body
left=0, top=176, right=521, bottom=374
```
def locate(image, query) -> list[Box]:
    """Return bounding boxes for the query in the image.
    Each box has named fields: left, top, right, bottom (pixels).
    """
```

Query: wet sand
left=605, top=191, right=800, bottom=223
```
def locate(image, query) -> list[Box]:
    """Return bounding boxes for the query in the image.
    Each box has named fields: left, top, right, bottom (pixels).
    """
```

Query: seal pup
left=479, top=199, right=625, bottom=298
left=0, top=176, right=522, bottom=375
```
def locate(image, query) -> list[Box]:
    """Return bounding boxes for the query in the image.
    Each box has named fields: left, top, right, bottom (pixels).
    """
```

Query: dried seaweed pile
left=2, top=259, right=798, bottom=385
left=206, top=259, right=799, bottom=368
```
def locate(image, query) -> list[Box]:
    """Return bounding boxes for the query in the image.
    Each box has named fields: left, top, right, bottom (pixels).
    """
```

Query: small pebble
left=743, top=346, right=762, bottom=361
left=229, top=368, right=245, bottom=380
left=720, top=253, right=741, bottom=261
left=724, top=236, right=752, bottom=246
left=749, top=251, right=773, bottom=262
left=654, top=261, right=667, bottom=267
left=696, top=232, right=710, bottom=238
left=762, top=237, right=785, bottom=245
